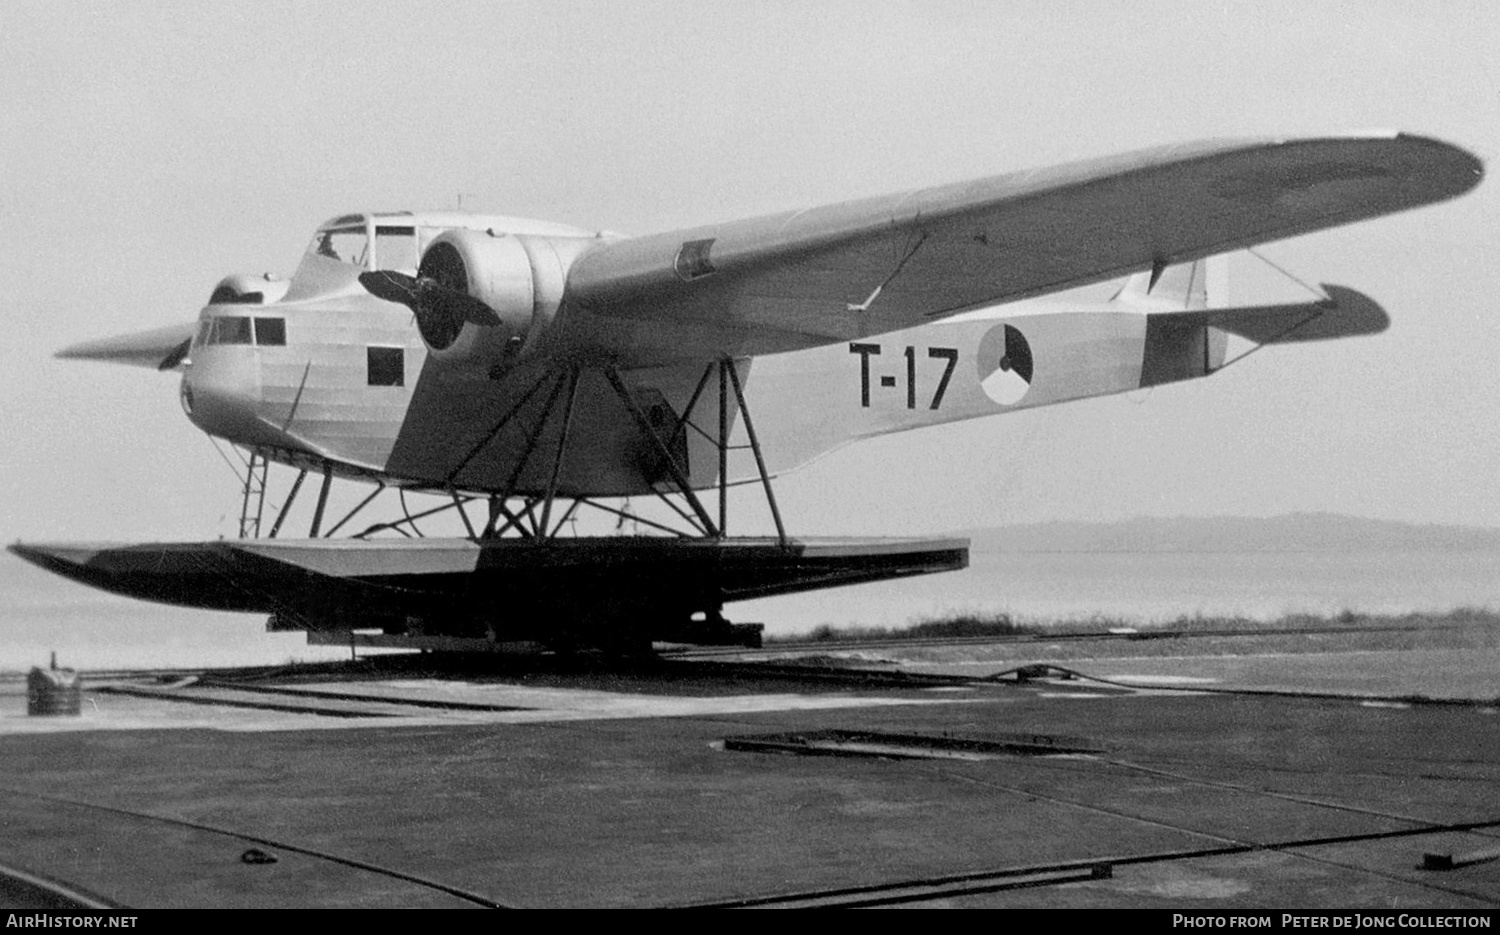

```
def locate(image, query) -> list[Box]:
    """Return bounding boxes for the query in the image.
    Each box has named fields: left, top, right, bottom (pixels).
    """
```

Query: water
left=1, top=549, right=1495, bottom=670
left=734, top=549, right=1500, bottom=631
left=0, top=553, right=354, bottom=671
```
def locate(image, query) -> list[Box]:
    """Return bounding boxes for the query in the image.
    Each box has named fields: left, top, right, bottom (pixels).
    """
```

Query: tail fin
left=1112, top=256, right=1227, bottom=311
left=1118, top=257, right=1230, bottom=381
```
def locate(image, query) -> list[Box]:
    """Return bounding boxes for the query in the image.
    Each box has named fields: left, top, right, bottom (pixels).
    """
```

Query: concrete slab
left=0, top=651, right=1495, bottom=909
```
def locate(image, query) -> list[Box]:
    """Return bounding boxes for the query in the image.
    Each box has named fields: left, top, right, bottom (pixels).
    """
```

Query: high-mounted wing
left=561, top=134, right=1481, bottom=363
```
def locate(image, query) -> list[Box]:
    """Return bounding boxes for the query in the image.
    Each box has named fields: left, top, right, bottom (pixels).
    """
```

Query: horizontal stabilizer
left=56, top=321, right=198, bottom=371
left=1153, top=284, right=1388, bottom=344
left=1140, top=284, right=1386, bottom=387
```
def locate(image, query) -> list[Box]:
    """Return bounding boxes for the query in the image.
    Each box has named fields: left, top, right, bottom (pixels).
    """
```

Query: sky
left=2, top=0, right=1498, bottom=546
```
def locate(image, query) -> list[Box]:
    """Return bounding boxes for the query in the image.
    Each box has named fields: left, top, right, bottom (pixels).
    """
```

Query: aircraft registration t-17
left=12, top=133, right=1483, bottom=652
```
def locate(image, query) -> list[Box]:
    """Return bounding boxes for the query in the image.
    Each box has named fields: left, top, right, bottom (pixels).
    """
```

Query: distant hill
left=964, top=513, right=1500, bottom=553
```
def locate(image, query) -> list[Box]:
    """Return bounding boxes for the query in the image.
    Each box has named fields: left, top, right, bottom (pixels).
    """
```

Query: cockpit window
left=213, top=316, right=253, bottom=345
left=196, top=316, right=285, bottom=347
left=375, top=226, right=418, bottom=271
left=306, top=226, right=368, bottom=266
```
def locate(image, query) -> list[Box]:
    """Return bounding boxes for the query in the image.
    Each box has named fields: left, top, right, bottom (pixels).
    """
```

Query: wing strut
left=723, top=358, right=788, bottom=548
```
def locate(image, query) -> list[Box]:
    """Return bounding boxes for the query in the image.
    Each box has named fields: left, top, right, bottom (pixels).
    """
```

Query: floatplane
left=12, top=133, right=1482, bottom=652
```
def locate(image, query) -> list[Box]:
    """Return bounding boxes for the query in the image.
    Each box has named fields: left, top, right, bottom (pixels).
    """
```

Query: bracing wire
left=206, top=436, right=248, bottom=487
left=1246, top=247, right=1327, bottom=301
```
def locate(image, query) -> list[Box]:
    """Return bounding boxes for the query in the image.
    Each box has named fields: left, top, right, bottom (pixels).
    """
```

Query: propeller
left=358, top=270, right=502, bottom=348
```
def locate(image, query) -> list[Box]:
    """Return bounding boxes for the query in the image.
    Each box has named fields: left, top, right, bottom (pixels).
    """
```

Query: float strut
left=268, top=468, right=308, bottom=539
left=308, top=463, right=333, bottom=538
left=604, top=366, right=719, bottom=537
left=538, top=365, right=581, bottom=537
left=718, top=361, right=729, bottom=537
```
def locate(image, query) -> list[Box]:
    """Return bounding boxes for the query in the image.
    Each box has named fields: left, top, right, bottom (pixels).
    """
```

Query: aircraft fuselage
left=180, top=212, right=1231, bottom=496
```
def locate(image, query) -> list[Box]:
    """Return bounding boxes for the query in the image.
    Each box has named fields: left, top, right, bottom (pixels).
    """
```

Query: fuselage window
left=254, top=317, right=286, bottom=346
left=375, top=226, right=418, bottom=271
left=367, top=346, right=404, bottom=387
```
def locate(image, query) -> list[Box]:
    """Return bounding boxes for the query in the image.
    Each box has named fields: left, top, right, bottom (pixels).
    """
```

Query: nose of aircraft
left=182, top=346, right=269, bottom=446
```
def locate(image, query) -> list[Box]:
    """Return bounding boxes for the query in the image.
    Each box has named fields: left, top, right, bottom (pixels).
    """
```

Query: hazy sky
left=2, top=0, right=1497, bottom=544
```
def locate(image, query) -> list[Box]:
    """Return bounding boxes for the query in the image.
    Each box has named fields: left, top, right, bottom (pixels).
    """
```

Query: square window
left=215, top=316, right=252, bottom=345
left=367, top=346, right=404, bottom=387
left=254, top=317, right=286, bottom=346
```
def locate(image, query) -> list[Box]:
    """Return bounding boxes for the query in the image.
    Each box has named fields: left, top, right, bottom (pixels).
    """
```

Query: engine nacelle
left=415, top=229, right=582, bottom=373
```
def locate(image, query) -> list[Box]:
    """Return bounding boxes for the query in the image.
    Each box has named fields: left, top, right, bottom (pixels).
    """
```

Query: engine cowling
left=414, top=229, right=580, bottom=373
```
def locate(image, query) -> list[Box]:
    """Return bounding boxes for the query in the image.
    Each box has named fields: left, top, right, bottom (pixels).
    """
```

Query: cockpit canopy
left=298, top=212, right=599, bottom=273
left=283, top=211, right=601, bottom=304
left=302, top=212, right=421, bottom=273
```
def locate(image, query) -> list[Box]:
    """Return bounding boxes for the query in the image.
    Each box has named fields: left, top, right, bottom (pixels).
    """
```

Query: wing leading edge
left=56, top=321, right=198, bottom=371
left=561, top=133, right=1481, bottom=364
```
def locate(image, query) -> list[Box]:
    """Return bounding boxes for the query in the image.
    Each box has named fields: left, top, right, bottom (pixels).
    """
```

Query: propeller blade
left=429, top=288, right=502, bottom=327
left=359, top=270, right=501, bottom=327
left=358, top=270, right=421, bottom=307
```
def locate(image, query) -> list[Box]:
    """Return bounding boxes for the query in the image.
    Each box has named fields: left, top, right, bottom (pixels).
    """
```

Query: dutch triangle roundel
left=978, top=323, right=1033, bottom=406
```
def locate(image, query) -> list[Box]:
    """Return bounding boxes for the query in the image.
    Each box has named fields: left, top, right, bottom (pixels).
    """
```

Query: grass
left=785, top=612, right=1036, bottom=644
left=767, top=606, right=1500, bottom=648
